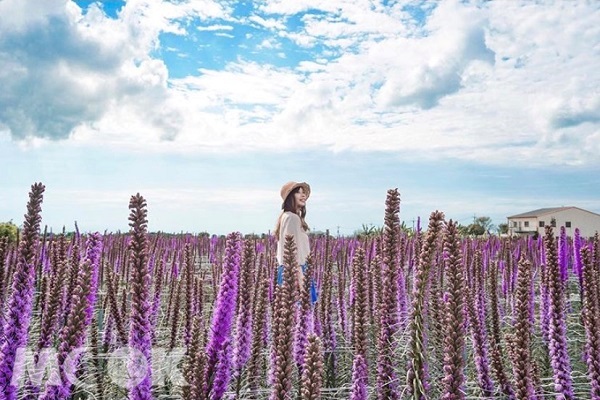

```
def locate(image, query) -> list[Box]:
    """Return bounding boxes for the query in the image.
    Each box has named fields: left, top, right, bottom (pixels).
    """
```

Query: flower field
left=0, top=183, right=599, bottom=399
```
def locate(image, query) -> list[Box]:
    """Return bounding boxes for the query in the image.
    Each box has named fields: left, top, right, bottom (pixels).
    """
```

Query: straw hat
left=280, top=181, right=311, bottom=206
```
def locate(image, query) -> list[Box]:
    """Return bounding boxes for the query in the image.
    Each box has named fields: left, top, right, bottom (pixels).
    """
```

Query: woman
left=274, top=181, right=317, bottom=303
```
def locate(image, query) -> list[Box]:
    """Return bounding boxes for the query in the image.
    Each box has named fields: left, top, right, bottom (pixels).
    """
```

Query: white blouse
left=276, top=211, right=310, bottom=267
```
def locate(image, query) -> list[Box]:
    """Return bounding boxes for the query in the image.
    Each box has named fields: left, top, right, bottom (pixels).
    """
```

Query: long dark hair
left=274, top=187, right=309, bottom=238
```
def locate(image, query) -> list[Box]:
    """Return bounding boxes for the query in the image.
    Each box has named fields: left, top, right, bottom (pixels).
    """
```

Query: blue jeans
left=277, top=264, right=318, bottom=304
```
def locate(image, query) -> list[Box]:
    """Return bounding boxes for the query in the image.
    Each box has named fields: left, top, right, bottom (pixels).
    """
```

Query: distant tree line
left=0, top=221, right=18, bottom=243
left=355, top=216, right=507, bottom=238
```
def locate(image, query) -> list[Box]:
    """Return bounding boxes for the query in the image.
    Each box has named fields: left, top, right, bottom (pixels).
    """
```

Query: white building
left=507, top=207, right=600, bottom=238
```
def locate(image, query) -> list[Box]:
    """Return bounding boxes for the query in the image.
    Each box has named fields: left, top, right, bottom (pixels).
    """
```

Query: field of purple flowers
left=0, top=183, right=599, bottom=399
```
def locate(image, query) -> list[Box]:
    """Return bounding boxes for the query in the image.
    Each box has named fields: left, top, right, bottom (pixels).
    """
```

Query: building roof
left=508, top=206, right=600, bottom=219
left=508, top=207, right=572, bottom=219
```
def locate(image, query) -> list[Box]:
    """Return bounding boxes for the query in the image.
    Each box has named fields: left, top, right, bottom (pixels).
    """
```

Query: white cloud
left=197, top=24, right=235, bottom=31
left=0, top=0, right=227, bottom=140
left=1, top=0, right=599, bottom=167
left=257, top=38, right=282, bottom=49
left=173, top=62, right=301, bottom=105
left=247, top=14, right=286, bottom=31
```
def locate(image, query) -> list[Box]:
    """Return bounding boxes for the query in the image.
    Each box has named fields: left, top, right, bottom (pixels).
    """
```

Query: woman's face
left=294, top=187, right=307, bottom=209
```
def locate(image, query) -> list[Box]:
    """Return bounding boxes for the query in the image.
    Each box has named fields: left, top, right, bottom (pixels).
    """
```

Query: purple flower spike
left=544, top=226, right=574, bottom=400
left=211, top=337, right=233, bottom=400
left=205, top=232, right=242, bottom=398
left=126, top=194, right=153, bottom=400
left=351, top=354, right=368, bottom=400
left=580, top=246, right=600, bottom=399
left=407, top=211, right=445, bottom=400
left=42, top=232, right=102, bottom=400
left=511, top=257, right=535, bottom=400
left=0, top=183, right=45, bottom=400
left=440, top=220, right=466, bottom=400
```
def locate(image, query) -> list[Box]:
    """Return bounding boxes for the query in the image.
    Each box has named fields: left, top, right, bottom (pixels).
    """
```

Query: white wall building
left=507, top=207, right=600, bottom=238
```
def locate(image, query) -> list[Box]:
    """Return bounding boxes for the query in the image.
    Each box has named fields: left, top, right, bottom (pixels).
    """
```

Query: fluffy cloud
left=1, top=0, right=599, bottom=167
left=0, top=0, right=226, bottom=140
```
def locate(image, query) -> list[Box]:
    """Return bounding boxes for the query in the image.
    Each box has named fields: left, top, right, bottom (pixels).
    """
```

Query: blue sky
left=0, top=0, right=599, bottom=235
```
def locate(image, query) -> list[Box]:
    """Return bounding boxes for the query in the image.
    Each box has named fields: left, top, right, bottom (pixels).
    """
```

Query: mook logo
left=10, top=346, right=188, bottom=391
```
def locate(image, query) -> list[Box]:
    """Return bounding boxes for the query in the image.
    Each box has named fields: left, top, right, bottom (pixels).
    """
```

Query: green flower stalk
left=0, top=182, right=45, bottom=400
left=301, top=334, right=323, bottom=400
left=407, top=210, right=445, bottom=400
left=440, top=220, right=466, bottom=400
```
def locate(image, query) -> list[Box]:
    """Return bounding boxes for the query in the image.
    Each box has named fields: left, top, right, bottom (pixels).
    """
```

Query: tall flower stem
left=300, top=334, right=323, bottom=400
left=0, top=183, right=45, bottom=400
left=233, top=239, right=255, bottom=396
left=376, top=189, right=401, bottom=400
left=440, top=220, right=466, bottom=400
left=351, top=247, right=369, bottom=400
left=183, top=244, right=195, bottom=348
left=465, top=251, right=494, bottom=397
left=42, top=232, right=102, bottom=400
left=205, top=232, right=242, bottom=399
left=544, top=226, right=574, bottom=399
left=487, top=260, right=514, bottom=399
left=510, top=257, right=535, bottom=400
left=580, top=246, right=600, bottom=399
left=248, top=255, right=270, bottom=394
left=270, top=235, right=298, bottom=400
left=127, top=194, right=154, bottom=400
left=407, top=211, right=445, bottom=399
